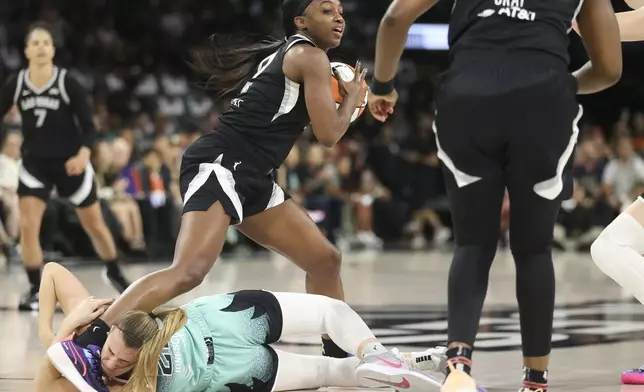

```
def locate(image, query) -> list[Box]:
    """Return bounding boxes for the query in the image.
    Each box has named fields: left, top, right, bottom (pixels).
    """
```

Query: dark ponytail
left=188, top=34, right=285, bottom=98
left=189, top=0, right=313, bottom=98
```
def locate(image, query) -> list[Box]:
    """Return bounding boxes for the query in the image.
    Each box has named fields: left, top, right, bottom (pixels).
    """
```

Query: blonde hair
left=117, top=308, right=187, bottom=392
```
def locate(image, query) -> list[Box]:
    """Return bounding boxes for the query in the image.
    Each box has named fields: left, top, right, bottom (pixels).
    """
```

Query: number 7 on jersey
left=34, top=109, right=48, bottom=128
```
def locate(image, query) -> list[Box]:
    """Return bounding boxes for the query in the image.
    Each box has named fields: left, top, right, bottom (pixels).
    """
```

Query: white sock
left=591, top=211, right=644, bottom=304
left=273, top=350, right=363, bottom=391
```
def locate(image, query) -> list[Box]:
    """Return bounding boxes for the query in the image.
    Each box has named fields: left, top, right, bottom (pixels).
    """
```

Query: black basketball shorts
left=434, top=72, right=582, bottom=249
left=179, top=150, right=291, bottom=225
left=18, top=157, right=98, bottom=208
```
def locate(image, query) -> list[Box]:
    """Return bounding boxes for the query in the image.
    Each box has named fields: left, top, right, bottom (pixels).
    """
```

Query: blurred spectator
left=0, top=131, right=21, bottom=257
left=602, top=135, right=644, bottom=212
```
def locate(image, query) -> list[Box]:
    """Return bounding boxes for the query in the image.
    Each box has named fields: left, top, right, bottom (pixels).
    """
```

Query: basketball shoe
left=47, top=339, right=108, bottom=392
left=622, top=366, right=644, bottom=384
left=356, top=349, right=442, bottom=391
left=394, top=347, right=487, bottom=392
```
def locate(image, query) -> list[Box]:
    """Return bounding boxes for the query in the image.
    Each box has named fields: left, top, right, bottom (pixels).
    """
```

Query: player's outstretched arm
left=373, top=0, right=438, bottom=84
left=573, top=0, right=622, bottom=94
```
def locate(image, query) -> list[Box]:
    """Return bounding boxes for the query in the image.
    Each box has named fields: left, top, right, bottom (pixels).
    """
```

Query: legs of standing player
left=57, top=164, right=130, bottom=293
left=591, top=197, right=644, bottom=384
left=74, top=201, right=130, bottom=292
left=271, top=292, right=442, bottom=391
left=18, top=195, right=48, bottom=310
left=435, top=76, right=580, bottom=392
left=237, top=200, right=347, bottom=357
left=502, top=83, right=581, bottom=392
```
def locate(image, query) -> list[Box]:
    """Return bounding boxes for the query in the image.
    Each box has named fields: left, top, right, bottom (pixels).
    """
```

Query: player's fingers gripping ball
left=330, top=62, right=369, bottom=122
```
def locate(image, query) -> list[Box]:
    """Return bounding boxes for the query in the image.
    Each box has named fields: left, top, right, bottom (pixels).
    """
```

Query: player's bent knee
left=170, top=263, right=211, bottom=292
left=309, top=247, right=342, bottom=277
left=590, top=231, right=614, bottom=272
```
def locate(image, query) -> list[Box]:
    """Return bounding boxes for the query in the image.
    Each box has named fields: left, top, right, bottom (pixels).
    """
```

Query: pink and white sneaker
left=622, top=366, right=644, bottom=384
left=356, top=350, right=443, bottom=391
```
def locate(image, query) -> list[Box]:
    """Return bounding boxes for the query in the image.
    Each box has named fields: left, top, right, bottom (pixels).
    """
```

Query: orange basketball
left=330, top=62, right=369, bottom=122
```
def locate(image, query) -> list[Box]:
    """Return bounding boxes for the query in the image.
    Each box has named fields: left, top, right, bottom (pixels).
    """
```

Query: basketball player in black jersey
left=0, top=23, right=130, bottom=311
left=73, top=0, right=367, bottom=360
left=368, top=1, right=622, bottom=391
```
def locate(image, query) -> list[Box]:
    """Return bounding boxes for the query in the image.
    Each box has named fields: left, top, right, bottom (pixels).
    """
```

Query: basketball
left=330, top=62, right=369, bottom=122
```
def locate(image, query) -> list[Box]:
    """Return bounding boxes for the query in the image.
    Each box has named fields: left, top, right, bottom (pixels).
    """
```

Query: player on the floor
left=35, top=262, right=446, bottom=392
left=0, top=22, right=130, bottom=311
left=368, top=1, right=622, bottom=391
left=71, top=0, right=368, bottom=361
left=580, top=1, right=644, bottom=386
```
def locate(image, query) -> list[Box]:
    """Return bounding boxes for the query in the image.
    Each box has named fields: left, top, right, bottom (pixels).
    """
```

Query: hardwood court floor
left=1, top=249, right=643, bottom=391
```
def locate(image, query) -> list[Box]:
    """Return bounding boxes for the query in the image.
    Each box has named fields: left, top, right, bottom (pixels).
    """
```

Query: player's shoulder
left=284, top=44, right=329, bottom=80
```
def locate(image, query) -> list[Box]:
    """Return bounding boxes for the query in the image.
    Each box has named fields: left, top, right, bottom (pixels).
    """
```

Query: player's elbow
left=317, top=134, right=337, bottom=148
left=311, top=125, right=339, bottom=147
left=603, top=65, right=622, bottom=87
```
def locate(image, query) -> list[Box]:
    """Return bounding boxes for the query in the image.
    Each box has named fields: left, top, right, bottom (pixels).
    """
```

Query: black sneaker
left=18, top=290, right=39, bottom=311
left=102, top=267, right=130, bottom=294
left=322, top=338, right=349, bottom=358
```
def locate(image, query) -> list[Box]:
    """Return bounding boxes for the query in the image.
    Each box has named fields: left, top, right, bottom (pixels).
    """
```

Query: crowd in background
left=1, top=0, right=644, bottom=261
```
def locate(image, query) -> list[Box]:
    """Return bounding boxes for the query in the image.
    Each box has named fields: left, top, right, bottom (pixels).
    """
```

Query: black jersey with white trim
left=216, top=34, right=316, bottom=173
left=448, top=0, right=584, bottom=66
left=0, top=67, right=96, bottom=159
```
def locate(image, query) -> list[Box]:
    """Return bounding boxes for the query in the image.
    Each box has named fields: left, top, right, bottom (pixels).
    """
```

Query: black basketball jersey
left=0, top=66, right=96, bottom=159
left=217, top=34, right=315, bottom=173
left=448, top=0, right=584, bottom=65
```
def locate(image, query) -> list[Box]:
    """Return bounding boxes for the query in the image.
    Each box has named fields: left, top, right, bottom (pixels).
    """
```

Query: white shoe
left=392, top=346, right=447, bottom=373
left=356, top=350, right=442, bottom=391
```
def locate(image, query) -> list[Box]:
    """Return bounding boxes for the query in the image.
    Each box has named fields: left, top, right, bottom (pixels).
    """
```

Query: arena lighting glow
left=405, top=23, right=449, bottom=50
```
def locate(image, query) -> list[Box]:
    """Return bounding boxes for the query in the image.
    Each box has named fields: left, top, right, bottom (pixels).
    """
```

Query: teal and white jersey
left=155, top=291, right=282, bottom=392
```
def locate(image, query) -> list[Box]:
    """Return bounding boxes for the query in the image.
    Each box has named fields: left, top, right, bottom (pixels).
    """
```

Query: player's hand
left=333, top=60, right=368, bottom=105
left=65, top=149, right=90, bottom=176
left=65, top=297, right=114, bottom=331
left=368, top=89, right=398, bottom=122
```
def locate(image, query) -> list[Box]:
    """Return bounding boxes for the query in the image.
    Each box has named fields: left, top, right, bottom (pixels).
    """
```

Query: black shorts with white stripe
left=179, top=142, right=290, bottom=225
left=18, top=157, right=97, bottom=207
left=434, top=71, right=580, bottom=251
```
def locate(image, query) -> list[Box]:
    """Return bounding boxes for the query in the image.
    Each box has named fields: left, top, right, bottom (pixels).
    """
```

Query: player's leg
left=17, top=159, right=52, bottom=311
left=591, top=199, right=644, bottom=384
left=273, top=350, right=365, bottom=390
left=237, top=194, right=346, bottom=357
left=505, top=74, right=582, bottom=392
left=271, top=291, right=442, bottom=390
left=433, top=85, right=506, bottom=392
left=79, top=153, right=236, bottom=337
left=55, top=163, right=130, bottom=293
left=38, top=262, right=92, bottom=346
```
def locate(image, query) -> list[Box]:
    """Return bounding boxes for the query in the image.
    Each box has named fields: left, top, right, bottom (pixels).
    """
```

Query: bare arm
left=64, top=74, right=96, bottom=157
left=574, top=7, right=644, bottom=42
left=38, top=262, right=91, bottom=347
left=573, top=0, right=622, bottom=94
left=283, top=45, right=361, bottom=147
left=373, top=0, right=439, bottom=83
left=35, top=356, right=79, bottom=392
left=614, top=7, right=644, bottom=41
